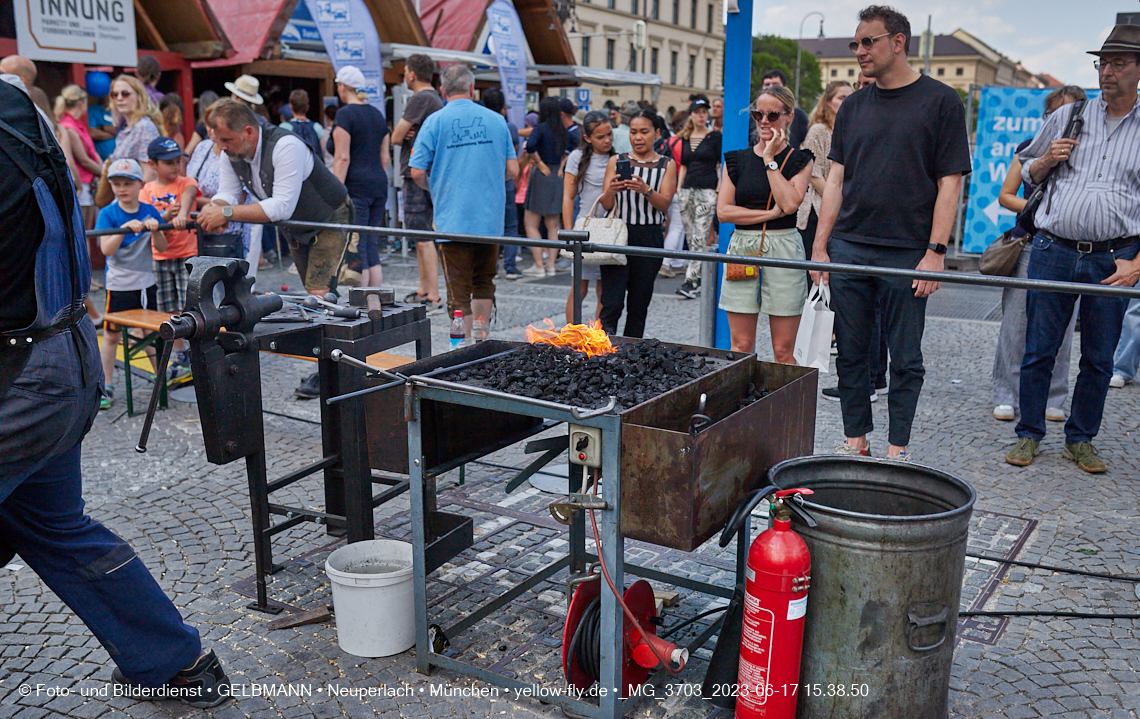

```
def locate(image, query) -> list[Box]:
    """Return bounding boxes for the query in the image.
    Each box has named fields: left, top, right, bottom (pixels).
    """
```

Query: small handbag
left=725, top=150, right=791, bottom=280
left=560, top=195, right=629, bottom=266
left=979, top=229, right=1027, bottom=277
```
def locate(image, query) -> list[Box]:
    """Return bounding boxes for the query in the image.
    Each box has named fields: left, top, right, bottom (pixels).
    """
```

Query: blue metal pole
left=716, top=0, right=754, bottom=350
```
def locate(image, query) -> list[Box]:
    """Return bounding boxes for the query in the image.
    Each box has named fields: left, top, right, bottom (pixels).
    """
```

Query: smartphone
left=616, top=158, right=633, bottom=181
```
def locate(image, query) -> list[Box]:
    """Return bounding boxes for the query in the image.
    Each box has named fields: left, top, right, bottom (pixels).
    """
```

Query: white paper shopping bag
left=793, top=283, right=835, bottom=372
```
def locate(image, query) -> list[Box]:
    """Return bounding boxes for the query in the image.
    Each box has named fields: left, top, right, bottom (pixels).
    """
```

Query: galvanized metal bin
left=619, top=361, right=817, bottom=551
left=770, top=456, right=976, bottom=719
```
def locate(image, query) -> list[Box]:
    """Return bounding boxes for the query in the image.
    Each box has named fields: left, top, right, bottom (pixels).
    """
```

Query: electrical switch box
left=568, top=424, right=602, bottom=468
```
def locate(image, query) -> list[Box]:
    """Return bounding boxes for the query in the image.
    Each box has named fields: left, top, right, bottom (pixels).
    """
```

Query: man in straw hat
left=224, top=74, right=270, bottom=126
left=1006, top=24, right=1140, bottom=473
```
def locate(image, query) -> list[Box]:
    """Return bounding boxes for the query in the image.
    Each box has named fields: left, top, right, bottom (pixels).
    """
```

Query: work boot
left=112, top=649, right=230, bottom=708
left=1005, top=437, right=1040, bottom=467
left=1062, top=442, right=1106, bottom=473
left=294, top=372, right=321, bottom=399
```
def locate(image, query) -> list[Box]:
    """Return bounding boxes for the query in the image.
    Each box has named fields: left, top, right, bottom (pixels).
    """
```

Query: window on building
left=607, top=39, right=615, bottom=70
left=688, top=54, right=696, bottom=87
left=690, top=0, right=697, bottom=28
left=707, top=3, right=714, bottom=32
left=651, top=47, right=659, bottom=75
left=705, top=57, right=711, bottom=89
left=632, top=0, right=638, bottom=13
left=937, top=67, right=944, bottom=76
left=652, top=0, right=659, bottom=20
left=847, top=68, right=855, bottom=77
left=581, top=36, right=591, bottom=67
left=955, top=67, right=964, bottom=76
left=830, top=68, right=837, bottom=77
left=672, top=0, right=679, bottom=24
left=607, top=0, right=615, bottom=8
left=629, top=44, right=637, bottom=72
left=670, top=50, right=678, bottom=84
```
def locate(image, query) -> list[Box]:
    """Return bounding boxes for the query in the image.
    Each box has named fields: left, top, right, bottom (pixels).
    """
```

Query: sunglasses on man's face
left=848, top=32, right=891, bottom=53
left=750, top=110, right=788, bottom=123
left=110, top=90, right=133, bottom=99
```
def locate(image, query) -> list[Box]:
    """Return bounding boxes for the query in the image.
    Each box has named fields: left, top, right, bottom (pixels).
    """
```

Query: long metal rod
left=153, top=220, right=1140, bottom=300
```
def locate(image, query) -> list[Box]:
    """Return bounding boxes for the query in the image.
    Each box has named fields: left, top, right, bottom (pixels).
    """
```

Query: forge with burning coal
left=442, top=321, right=715, bottom=409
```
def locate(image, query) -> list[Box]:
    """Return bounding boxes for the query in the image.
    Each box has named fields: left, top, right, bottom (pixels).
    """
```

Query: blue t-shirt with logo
left=409, top=98, right=516, bottom=239
left=95, top=201, right=163, bottom=291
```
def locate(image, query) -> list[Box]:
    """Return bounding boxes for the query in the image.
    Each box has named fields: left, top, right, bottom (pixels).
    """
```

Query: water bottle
left=449, top=310, right=465, bottom=350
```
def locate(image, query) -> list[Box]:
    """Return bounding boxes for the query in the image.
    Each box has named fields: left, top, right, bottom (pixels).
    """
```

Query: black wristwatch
left=927, top=243, right=947, bottom=255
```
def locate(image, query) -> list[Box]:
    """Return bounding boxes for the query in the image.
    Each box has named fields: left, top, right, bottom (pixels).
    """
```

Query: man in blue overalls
left=0, top=78, right=230, bottom=708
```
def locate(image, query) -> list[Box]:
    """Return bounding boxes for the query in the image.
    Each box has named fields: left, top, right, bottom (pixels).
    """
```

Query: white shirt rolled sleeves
left=213, top=127, right=314, bottom=223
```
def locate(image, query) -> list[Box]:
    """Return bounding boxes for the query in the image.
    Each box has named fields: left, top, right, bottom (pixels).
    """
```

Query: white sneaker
left=1109, top=374, right=1127, bottom=388
left=833, top=441, right=870, bottom=457
left=521, top=265, right=546, bottom=278
left=1045, top=407, right=1067, bottom=422
left=993, top=405, right=1015, bottom=421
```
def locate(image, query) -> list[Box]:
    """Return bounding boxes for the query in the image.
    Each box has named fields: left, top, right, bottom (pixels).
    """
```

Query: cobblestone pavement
left=2, top=251, right=1139, bottom=719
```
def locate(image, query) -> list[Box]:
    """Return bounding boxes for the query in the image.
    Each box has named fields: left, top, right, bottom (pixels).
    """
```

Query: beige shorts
left=718, top=227, right=808, bottom=316
left=286, top=201, right=352, bottom=293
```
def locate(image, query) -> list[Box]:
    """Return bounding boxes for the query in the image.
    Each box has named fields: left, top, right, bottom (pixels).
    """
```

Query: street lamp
left=795, top=11, right=825, bottom=103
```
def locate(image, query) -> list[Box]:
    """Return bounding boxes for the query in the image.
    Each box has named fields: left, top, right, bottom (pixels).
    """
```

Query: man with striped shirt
left=1007, top=24, right=1140, bottom=473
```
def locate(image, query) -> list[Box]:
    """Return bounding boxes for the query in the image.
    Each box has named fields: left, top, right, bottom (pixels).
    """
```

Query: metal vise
left=136, top=257, right=282, bottom=462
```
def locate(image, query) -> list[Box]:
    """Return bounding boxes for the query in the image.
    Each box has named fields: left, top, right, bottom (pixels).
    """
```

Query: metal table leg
left=408, top=385, right=431, bottom=675
left=599, top=414, right=624, bottom=718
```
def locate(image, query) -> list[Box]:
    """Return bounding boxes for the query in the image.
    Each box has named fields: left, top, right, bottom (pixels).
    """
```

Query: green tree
left=751, top=34, right=823, bottom=110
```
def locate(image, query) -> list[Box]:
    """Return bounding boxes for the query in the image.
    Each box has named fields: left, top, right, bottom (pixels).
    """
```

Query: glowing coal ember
left=525, top=318, right=616, bottom=358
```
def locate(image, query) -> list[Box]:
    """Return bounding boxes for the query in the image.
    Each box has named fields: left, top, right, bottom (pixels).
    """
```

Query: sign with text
left=302, top=0, right=385, bottom=116
left=486, top=0, right=528, bottom=133
left=14, top=0, right=138, bottom=66
left=963, top=86, right=1099, bottom=253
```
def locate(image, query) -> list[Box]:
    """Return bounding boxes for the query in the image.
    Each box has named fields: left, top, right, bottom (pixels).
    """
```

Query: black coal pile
left=444, top=340, right=714, bottom=409
left=736, top=383, right=770, bottom=411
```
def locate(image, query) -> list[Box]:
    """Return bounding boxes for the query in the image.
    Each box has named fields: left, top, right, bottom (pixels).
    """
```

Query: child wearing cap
left=94, top=158, right=168, bottom=409
left=141, top=136, right=198, bottom=376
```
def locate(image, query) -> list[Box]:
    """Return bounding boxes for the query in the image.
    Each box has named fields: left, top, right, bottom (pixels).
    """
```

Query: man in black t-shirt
left=810, top=5, right=971, bottom=460
left=392, top=54, right=445, bottom=308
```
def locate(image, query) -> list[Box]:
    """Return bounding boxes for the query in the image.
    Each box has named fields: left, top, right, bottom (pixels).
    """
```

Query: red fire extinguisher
left=724, top=486, right=817, bottom=719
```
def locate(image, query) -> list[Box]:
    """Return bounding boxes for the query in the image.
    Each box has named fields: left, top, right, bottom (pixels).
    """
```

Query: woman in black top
left=521, top=97, right=571, bottom=277
left=675, top=96, right=722, bottom=299
left=597, top=110, right=677, bottom=338
left=717, top=86, right=813, bottom=363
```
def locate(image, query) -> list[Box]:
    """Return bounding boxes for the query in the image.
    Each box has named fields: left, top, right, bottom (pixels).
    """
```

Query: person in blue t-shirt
left=409, top=65, right=518, bottom=343
left=94, top=158, right=166, bottom=409
left=86, top=78, right=118, bottom=161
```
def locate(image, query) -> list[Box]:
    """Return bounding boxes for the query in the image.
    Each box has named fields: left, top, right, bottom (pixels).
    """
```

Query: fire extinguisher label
left=739, top=590, right=774, bottom=707
left=787, top=596, right=808, bottom=621
left=745, top=565, right=755, bottom=582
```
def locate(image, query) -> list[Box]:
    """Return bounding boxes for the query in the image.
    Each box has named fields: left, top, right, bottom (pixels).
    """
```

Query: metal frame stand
left=241, top=317, right=432, bottom=612
left=405, top=382, right=743, bottom=719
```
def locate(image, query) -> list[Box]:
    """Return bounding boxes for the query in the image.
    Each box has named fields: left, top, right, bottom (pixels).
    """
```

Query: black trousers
left=829, top=237, right=927, bottom=447
left=599, top=224, right=664, bottom=338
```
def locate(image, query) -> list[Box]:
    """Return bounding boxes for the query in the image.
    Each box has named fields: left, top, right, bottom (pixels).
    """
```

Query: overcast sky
left=751, top=0, right=1120, bottom=89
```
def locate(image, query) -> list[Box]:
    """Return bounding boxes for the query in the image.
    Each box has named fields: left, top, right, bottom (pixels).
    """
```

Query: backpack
left=288, top=118, right=323, bottom=159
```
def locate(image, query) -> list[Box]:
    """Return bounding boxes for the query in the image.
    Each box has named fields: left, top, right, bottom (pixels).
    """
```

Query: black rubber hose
left=567, top=597, right=603, bottom=682
left=660, top=607, right=728, bottom=639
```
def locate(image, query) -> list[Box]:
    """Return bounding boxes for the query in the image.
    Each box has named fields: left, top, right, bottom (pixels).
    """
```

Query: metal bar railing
left=86, top=219, right=1140, bottom=309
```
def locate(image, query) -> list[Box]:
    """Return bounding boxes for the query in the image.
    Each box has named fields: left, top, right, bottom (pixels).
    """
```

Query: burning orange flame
left=525, top=318, right=616, bottom=357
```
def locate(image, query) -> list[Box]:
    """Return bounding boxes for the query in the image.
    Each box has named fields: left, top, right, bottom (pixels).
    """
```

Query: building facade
left=798, top=28, right=1041, bottom=93
left=564, top=0, right=724, bottom=115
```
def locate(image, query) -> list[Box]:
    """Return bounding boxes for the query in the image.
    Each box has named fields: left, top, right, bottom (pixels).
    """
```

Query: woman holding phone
left=597, top=110, right=677, bottom=338
left=717, top=86, right=813, bottom=363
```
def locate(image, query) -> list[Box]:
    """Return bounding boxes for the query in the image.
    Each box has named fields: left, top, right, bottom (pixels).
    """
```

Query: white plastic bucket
left=325, top=540, right=415, bottom=657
